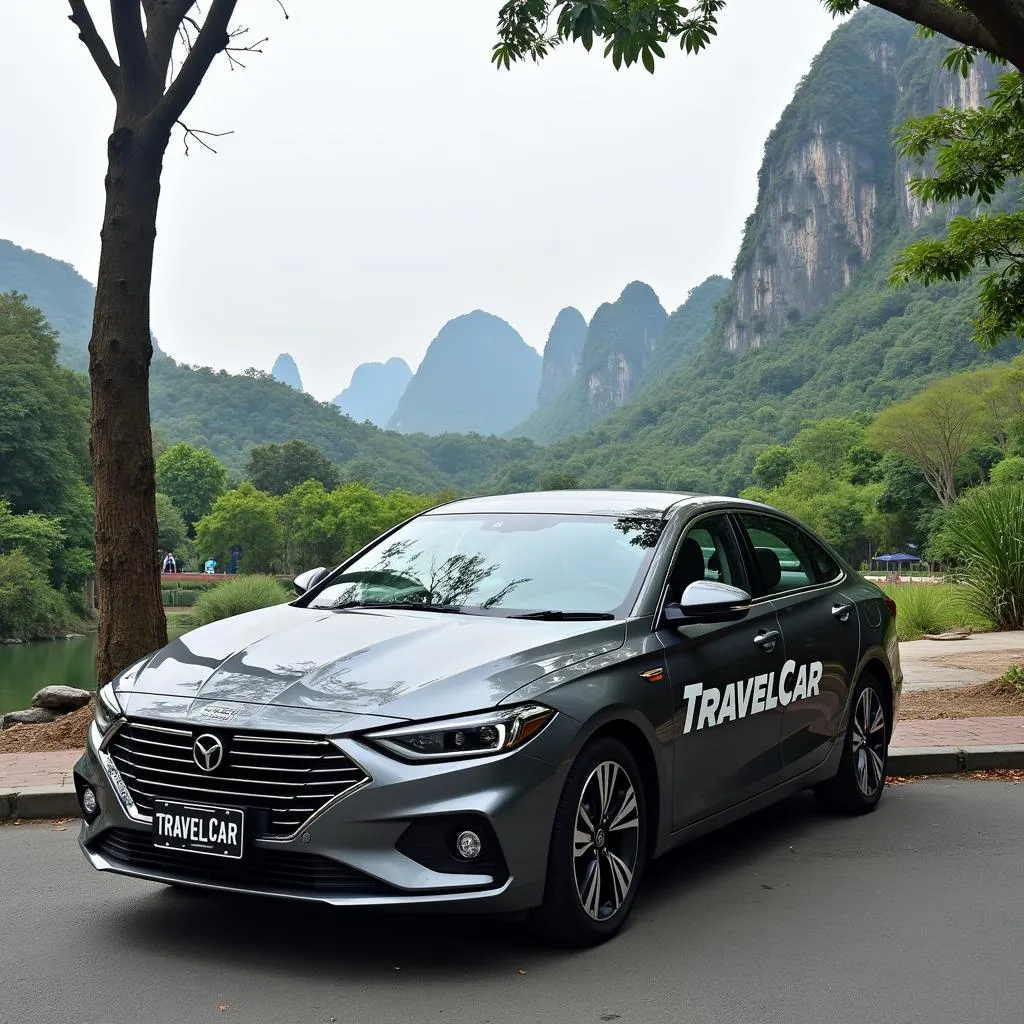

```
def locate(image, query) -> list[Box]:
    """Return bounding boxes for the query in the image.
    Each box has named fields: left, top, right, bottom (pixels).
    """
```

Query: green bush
left=990, top=456, right=1024, bottom=486
left=942, top=484, right=1024, bottom=630
left=192, top=574, right=292, bottom=626
left=161, top=588, right=199, bottom=607
left=0, top=549, right=74, bottom=640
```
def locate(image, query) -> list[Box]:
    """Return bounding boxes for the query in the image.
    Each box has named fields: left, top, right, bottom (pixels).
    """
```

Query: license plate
left=152, top=799, right=245, bottom=859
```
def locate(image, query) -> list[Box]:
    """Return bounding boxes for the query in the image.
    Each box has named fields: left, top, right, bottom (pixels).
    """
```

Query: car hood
left=116, top=603, right=625, bottom=724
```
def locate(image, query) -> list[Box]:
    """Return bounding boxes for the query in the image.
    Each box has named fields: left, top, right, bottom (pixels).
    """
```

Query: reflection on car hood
left=116, top=603, right=625, bottom=722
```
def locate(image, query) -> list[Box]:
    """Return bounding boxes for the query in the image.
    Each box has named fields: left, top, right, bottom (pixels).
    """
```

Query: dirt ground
left=898, top=680, right=1024, bottom=720
left=0, top=702, right=93, bottom=754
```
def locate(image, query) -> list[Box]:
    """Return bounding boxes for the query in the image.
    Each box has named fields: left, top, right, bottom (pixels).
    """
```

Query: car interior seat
left=754, top=547, right=782, bottom=593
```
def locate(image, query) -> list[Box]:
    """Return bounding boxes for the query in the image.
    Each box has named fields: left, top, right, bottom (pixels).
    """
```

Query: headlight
left=94, top=682, right=122, bottom=736
left=365, top=704, right=556, bottom=762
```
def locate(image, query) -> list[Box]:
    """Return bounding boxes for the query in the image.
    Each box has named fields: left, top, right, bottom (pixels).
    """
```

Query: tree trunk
left=90, top=124, right=168, bottom=684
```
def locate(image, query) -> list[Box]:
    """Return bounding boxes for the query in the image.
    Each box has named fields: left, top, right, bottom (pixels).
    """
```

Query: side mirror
left=293, top=566, right=329, bottom=596
left=664, top=581, right=752, bottom=625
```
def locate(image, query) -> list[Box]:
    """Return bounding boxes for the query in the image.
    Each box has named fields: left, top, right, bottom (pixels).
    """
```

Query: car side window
left=666, top=516, right=746, bottom=603
left=735, top=514, right=819, bottom=597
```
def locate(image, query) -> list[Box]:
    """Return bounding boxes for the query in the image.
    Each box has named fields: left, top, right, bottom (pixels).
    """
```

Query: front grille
left=93, top=828, right=391, bottom=895
left=107, top=722, right=369, bottom=839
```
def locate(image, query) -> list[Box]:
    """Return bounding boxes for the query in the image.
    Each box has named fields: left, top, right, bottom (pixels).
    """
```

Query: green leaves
left=244, top=439, right=340, bottom=496
left=891, top=211, right=1024, bottom=349
left=891, top=71, right=1024, bottom=348
left=493, top=0, right=721, bottom=72
left=155, top=442, right=228, bottom=530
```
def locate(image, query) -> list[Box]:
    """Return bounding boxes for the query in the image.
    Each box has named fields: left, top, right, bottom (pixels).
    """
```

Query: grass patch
left=881, top=583, right=993, bottom=642
left=191, top=574, right=292, bottom=626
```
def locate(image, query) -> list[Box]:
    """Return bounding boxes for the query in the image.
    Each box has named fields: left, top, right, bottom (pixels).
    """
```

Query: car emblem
left=193, top=733, right=225, bottom=772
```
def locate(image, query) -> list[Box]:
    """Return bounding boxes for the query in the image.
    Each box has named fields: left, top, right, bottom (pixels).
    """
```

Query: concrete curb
left=887, top=744, right=1024, bottom=775
left=3, top=744, right=1024, bottom=822
left=0, top=786, right=80, bottom=822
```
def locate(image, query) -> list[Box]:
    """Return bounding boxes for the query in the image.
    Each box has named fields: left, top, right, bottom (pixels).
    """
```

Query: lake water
left=0, top=626, right=190, bottom=716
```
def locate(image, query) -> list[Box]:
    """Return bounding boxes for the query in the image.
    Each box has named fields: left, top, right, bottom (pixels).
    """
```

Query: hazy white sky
left=2, top=1, right=840, bottom=401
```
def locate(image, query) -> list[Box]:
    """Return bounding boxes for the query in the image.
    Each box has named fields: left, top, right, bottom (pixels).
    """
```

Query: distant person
left=162, top=551, right=177, bottom=574
left=204, top=558, right=217, bottom=574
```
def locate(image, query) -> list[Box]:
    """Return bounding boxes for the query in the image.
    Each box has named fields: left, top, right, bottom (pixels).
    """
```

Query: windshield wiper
left=509, top=610, right=615, bottom=621
left=332, top=601, right=463, bottom=614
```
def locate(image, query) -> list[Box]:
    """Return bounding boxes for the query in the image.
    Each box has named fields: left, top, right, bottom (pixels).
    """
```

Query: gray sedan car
left=75, top=490, right=901, bottom=945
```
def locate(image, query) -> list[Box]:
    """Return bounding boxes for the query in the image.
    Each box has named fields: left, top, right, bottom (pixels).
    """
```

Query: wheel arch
left=573, top=713, right=664, bottom=862
left=856, top=655, right=895, bottom=732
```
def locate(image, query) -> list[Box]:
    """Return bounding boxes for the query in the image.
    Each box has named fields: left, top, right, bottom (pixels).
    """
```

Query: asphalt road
left=1, top=780, right=1021, bottom=1024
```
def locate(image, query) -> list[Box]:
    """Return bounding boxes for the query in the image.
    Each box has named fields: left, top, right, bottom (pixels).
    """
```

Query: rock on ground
left=31, top=685, right=92, bottom=712
left=1, top=707, right=62, bottom=730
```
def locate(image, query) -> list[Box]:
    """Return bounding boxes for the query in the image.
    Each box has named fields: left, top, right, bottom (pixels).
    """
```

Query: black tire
left=815, top=673, right=890, bottom=815
left=530, top=736, right=648, bottom=947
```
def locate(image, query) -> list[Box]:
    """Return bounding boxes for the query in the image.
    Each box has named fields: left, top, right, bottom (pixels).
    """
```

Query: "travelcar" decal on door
left=681, top=660, right=823, bottom=733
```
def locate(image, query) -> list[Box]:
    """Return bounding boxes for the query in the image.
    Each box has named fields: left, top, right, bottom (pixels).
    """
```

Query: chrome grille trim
left=106, top=720, right=371, bottom=840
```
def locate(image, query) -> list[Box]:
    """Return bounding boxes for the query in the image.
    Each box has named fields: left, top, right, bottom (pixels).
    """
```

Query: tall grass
left=881, top=582, right=992, bottom=642
left=192, top=575, right=292, bottom=626
left=942, top=484, right=1024, bottom=630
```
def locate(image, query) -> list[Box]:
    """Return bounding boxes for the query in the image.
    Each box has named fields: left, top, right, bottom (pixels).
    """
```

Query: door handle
left=753, top=630, right=780, bottom=652
left=832, top=603, right=853, bottom=623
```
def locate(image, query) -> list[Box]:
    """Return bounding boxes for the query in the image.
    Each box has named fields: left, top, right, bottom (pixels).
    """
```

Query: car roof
left=424, top=489, right=720, bottom=517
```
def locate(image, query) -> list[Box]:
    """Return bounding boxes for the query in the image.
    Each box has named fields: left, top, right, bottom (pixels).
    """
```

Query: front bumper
left=75, top=716, right=572, bottom=913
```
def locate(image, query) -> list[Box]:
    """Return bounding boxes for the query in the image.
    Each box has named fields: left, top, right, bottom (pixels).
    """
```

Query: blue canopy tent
left=871, top=552, right=923, bottom=577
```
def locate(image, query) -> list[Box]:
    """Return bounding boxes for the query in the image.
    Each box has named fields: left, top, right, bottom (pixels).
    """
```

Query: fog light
left=81, top=787, right=97, bottom=816
left=456, top=830, right=482, bottom=860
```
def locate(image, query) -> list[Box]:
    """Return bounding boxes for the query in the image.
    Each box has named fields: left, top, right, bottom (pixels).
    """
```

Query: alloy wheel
left=572, top=760, right=641, bottom=921
left=851, top=686, right=886, bottom=798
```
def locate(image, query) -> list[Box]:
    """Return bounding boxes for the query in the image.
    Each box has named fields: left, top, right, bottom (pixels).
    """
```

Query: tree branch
left=110, top=0, right=158, bottom=94
left=149, top=0, right=238, bottom=133
left=964, top=0, right=1024, bottom=71
left=143, top=0, right=196, bottom=85
left=865, top=0, right=1022, bottom=69
left=67, top=0, right=120, bottom=96
left=176, top=119, right=234, bottom=155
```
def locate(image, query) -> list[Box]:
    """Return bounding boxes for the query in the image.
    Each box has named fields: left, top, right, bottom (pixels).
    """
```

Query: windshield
left=306, top=511, right=666, bottom=616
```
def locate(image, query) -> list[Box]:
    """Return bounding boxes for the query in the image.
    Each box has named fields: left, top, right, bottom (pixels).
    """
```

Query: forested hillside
left=496, top=230, right=1020, bottom=495
left=487, top=9, right=1022, bottom=493
left=514, top=281, right=669, bottom=442
left=148, top=359, right=535, bottom=490
left=0, top=239, right=165, bottom=373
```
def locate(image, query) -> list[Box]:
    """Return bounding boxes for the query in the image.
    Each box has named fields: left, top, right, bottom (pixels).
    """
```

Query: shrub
left=942, top=484, right=1024, bottom=630
left=192, top=574, right=292, bottom=626
left=990, top=456, right=1024, bottom=486
left=0, top=549, right=74, bottom=640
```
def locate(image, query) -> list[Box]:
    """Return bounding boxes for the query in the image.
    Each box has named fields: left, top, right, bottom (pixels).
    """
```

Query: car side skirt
left=654, top=739, right=843, bottom=857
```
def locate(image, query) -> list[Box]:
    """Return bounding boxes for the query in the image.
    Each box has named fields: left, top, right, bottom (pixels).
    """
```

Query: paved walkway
left=0, top=750, right=79, bottom=791
left=4, top=715, right=1024, bottom=793
left=900, top=630, right=1024, bottom=691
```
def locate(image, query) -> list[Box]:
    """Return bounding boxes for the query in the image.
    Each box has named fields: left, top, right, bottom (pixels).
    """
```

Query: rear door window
left=735, top=514, right=820, bottom=597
